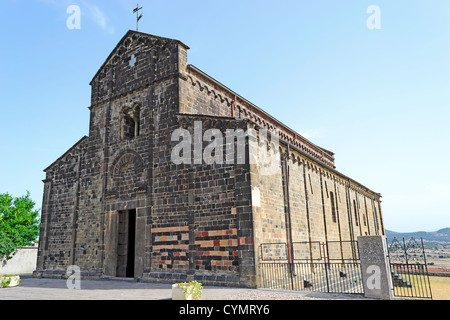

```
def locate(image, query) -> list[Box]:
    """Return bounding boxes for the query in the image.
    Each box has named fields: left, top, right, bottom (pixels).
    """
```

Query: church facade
left=35, top=30, right=385, bottom=288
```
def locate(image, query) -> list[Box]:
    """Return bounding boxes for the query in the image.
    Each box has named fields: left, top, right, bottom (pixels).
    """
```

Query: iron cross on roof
left=133, top=4, right=143, bottom=31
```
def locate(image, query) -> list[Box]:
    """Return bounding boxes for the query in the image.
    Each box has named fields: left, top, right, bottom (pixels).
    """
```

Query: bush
left=175, top=281, right=203, bottom=300
left=0, top=192, right=40, bottom=260
left=0, top=232, right=16, bottom=260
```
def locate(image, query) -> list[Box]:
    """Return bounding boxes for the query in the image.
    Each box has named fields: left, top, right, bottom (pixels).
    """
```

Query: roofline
left=44, top=136, right=88, bottom=172
left=176, top=113, right=379, bottom=197
left=89, top=30, right=190, bottom=85
left=186, top=64, right=335, bottom=161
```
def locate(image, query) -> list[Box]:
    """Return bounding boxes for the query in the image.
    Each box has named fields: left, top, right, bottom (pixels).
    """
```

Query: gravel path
left=213, top=290, right=326, bottom=300
left=210, top=288, right=367, bottom=300
left=0, top=276, right=368, bottom=300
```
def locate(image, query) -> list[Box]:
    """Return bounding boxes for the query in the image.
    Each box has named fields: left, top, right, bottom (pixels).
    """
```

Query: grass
left=393, top=275, right=450, bottom=300
left=429, top=276, right=450, bottom=300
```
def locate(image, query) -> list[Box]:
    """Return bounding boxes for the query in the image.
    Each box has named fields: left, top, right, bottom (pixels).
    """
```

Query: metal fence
left=259, top=238, right=434, bottom=299
left=388, top=238, right=433, bottom=299
left=259, top=241, right=364, bottom=294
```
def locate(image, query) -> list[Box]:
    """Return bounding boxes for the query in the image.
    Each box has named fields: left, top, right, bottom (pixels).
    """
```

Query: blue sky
left=0, top=0, right=449, bottom=232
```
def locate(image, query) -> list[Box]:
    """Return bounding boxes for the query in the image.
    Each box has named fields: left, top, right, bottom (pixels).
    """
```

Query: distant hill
left=385, top=228, right=450, bottom=244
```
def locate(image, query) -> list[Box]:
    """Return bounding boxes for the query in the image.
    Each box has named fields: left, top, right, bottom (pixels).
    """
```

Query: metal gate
left=387, top=237, right=433, bottom=299
left=258, top=241, right=364, bottom=294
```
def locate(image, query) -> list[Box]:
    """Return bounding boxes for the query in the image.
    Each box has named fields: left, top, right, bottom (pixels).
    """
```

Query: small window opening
left=121, top=106, right=140, bottom=140
left=330, top=192, right=337, bottom=223
left=353, top=200, right=359, bottom=226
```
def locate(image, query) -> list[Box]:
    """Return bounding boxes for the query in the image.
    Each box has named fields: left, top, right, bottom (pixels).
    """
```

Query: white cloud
left=81, top=1, right=115, bottom=35
left=38, top=0, right=115, bottom=35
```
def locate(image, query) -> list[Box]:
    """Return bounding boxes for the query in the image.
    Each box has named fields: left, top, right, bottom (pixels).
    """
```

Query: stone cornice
left=186, top=65, right=336, bottom=169
left=174, top=112, right=381, bottom=199
left=43, top=136, right=88, bottom=172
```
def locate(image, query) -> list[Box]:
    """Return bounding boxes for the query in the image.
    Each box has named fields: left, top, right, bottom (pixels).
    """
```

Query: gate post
left=357, top=236, right=394, bottom=300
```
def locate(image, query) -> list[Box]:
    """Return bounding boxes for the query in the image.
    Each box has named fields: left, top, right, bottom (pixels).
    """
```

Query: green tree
left=0, top=192, right=40, bottom=260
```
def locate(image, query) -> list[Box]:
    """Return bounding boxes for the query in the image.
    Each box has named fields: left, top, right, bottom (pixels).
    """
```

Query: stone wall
left=36, top=137, right=87, bottom=275
left=141, top=114, right=256, bottom=287
left=246, top=127, right=385, bottom=287
left=1, top=246, right=38, bottom=275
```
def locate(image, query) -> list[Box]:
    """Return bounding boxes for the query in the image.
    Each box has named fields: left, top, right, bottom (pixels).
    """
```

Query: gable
left=89, top=30, right=189, bottom=86
left=44, top=136, right=88, bottom=172
left=89, top=30, right=189, bottom=106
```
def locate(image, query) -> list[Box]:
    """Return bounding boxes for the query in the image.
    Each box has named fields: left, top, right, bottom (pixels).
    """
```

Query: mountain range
left=385, top=228, right=450, bottom=244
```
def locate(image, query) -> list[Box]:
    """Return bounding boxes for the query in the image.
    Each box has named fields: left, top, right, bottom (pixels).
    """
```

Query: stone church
left=35, top=30, right=386, bottom=288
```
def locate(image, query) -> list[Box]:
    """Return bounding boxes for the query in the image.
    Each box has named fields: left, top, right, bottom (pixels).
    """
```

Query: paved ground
left=0, top=275, right=370, bottom=300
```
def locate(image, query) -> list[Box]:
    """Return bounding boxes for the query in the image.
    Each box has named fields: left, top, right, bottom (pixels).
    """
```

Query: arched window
left=121, top=105, right=140, bottom=140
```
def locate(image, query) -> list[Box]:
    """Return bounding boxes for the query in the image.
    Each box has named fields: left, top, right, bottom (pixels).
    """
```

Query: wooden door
left=116, top=211, right=129, bottom=277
